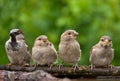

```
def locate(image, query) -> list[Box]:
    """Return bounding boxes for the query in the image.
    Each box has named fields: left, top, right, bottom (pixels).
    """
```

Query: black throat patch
left=10, top=36, right=18, bottom=51
left=10, top=42, right=18, bottom=51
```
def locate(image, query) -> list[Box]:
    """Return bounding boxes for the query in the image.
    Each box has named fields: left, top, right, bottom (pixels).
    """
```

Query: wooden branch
left=0, top=65, right=120, bottom=78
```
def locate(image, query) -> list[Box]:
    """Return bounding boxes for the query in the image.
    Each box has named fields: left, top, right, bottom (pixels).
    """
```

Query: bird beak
left=9, top=33, right=14, bottom=37
left=43, top=39, right=47, bottom=42
left=103, top=39, right=109, bottom=46
left=74, top=32, right=79, bottom=37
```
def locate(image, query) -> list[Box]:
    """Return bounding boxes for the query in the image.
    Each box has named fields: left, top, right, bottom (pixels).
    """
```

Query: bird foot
left=58, top=64, right=63, bottom=70
left=22, top=63, right=30, bottom=67
left=6, top=63, right=12, bottom=68
left=72, top=64, right=79, bottom=71
left=90, top=64, right=95, bottom=70
left=32, top=64, right=39, bottom=70
left=48, top=64, right=53, bottom=70
left=108, top=65, right=114, bottom=69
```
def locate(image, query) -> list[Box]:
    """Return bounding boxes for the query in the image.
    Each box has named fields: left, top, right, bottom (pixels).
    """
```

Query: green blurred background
left=0, top=0, right=120, bottom=65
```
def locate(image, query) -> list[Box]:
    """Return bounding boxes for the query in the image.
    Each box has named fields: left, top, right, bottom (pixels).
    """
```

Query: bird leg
left=58, top=64, right=63, bottom=70
left=48, top=64, right=53, bottom=70
left=32, top=63, right=39, bottom=70
left=90, top=64, right=96, bottom=70
left=108, top=64, right=114, bottom=69
left=72, top=64, right=79, bottom=71
left=22, top=63, right=30, bottom=67
left=6, top=63, right=12, bottom=68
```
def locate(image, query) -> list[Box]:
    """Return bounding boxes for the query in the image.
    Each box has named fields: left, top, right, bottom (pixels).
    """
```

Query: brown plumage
left=5, top=29, right=30, bottom=66
left=90, top=36, right=114, bottom=69
left=32, top=35, right=57, bottom=66
left=58, top=30, right=81, bottom=70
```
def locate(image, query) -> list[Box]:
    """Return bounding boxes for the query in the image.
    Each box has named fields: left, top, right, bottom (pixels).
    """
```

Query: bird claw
left=48, top=64, right=53, bottom=70
left=32, top=64, right=39, bottom=70
left=6, top=63, right=12, bottom=68
left=108, top=65, right=114, bottom=69
left=58, top=64, right=63, bottom=70
left=90, top=64, right=95, bottom=70
left=72, top=64, right=79, bottom=71
left=22, top=63, right=30, bottom=67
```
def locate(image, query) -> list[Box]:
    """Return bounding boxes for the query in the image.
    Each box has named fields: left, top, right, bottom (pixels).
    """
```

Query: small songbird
left=90, top=36, right=114, bottom=69
left=58, top=30, right=81, bottom=70
left=5, top=29, right=31, bottom=66
left=32, top=35, right=57, bottom=67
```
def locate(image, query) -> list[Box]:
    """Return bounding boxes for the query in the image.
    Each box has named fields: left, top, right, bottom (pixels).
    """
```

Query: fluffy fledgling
left=58, top=30, right=81, bottom=69
left=5, top=29, right=30, bottom=66
left=32, top=35, right=57, bottom=66
left=90, top=36, right=114, bottom=69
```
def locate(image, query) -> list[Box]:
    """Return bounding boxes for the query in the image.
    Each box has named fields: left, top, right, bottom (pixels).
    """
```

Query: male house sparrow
left=58, top=30, right=81, bottom=70
left=32, top=35, right=57, bottom=67
left=5, top=29, right=30, bottom=66
left=90, top=36, right=114, bottom=69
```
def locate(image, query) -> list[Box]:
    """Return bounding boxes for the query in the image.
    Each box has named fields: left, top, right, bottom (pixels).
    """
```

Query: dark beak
left=10, top=33, right=15, bottom=37
left=9, top=33, right=17, bottom=42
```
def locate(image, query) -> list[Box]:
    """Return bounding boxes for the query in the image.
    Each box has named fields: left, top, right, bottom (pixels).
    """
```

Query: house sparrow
left=32, top=35, right=57, bottom=67
left=58, top=30, right=81, bottom=70
left=90, top=36, right=114, bottom=69
left=5, top=29, right=31, bottom=66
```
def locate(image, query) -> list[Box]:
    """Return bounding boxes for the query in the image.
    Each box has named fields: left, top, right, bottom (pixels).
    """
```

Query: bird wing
left=25, top=43, right=31, bottom=62
left=90, top=43, right=99, bottom=56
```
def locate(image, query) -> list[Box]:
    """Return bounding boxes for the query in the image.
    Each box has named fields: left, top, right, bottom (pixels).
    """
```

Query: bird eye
left=68, top=33, right=71, bottom=35
left=15, top=32, right=18, bottom=35
left=38, top=38, right=41, bottom=40
left=101, top=39, right=104, bottom=41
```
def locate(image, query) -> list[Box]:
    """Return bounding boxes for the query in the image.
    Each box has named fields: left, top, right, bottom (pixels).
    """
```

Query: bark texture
left=0, top=65, right=120, bottom=81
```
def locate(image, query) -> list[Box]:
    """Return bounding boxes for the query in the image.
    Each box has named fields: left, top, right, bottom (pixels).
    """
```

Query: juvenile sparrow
left=32, top=35, right=57, bottom=67
left=58, top=30, right=81, bottom=70
left=90, top=36, right=114, bottom=69
left=5, top=29, right=31, bottom=66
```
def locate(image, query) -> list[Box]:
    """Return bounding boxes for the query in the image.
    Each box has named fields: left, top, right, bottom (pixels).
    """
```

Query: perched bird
left=5, top=29, right=31, bottom=66
left=58, top=30, right=81, bottom=70
left=32, top=35, right=57, bottom=67
left=90, top=36, right=114, bottom=69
